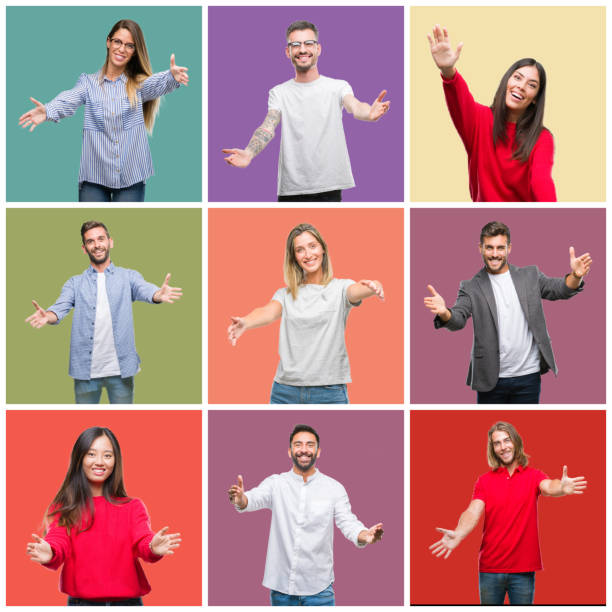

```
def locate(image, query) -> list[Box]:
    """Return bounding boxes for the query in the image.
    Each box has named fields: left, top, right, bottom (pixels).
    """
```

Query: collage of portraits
left=0, top=1, right=608, bottom=608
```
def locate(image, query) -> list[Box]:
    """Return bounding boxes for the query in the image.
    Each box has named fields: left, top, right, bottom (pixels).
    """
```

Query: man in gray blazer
left=423, top=221, right=592, bottom=403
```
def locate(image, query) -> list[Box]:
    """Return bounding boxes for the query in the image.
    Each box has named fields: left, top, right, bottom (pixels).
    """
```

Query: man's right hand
left=25, top=300, right=56, bottom=328
left=429, top=527, right=462, bottom=559
left=424, top=285, right=451, bottom=321
left=222, top=148, right=253, bottom=168
left=228, top=474, right=247, bottom=509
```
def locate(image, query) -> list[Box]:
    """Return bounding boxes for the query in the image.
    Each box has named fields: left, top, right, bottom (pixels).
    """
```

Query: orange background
left=6, top=410, right=202, bottom=606
left=208, top=208, right=404, bottom=404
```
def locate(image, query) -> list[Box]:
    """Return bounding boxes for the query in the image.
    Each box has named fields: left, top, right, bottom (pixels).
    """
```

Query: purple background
left=208, top=6, right=404, bottom=202
left=410, top=209, right=606, bottom=404
left=208, top=410, right=404, bottom=605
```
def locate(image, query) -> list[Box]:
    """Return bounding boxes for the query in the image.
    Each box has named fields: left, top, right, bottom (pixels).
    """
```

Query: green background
left=7, top=6, right=202, bottom=202
left=7, top=209, right=202, bottom=403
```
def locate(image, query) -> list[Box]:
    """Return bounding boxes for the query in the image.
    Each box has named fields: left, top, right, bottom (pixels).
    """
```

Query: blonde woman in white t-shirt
left=228, top=223, right=384, bottom=404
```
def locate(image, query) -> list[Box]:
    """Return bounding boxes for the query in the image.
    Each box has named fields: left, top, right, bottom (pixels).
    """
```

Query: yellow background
left=411, top=6, right=605, bottom=202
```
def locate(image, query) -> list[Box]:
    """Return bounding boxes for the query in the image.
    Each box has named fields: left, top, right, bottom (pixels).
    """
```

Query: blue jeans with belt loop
left=270, top=382, right=349, bottom=404
left=270, top=584, right=335, bottom=606
left=479, top=572, right=535, bottom=605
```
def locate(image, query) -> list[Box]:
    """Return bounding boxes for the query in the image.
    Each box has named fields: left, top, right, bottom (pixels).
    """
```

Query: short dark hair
left=286, top=20, right=318, bottom=41
left=289, top=424, right=320, bottom=447
left=81, top=221, right=110, bottom=244
left=480, top=221, right=511, bottom=246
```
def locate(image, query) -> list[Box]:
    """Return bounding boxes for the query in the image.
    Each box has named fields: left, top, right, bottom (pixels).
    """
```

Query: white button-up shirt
left=237, top=468, right=366, bottom=596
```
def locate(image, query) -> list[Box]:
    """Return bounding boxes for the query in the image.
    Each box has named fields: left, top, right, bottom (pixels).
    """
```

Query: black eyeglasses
left=287, top=40, right=318, bottom=49
left=110, top=38, right=136, bottom=53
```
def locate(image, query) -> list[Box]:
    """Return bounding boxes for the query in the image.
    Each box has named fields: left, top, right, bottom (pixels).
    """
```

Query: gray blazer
left=434, top=264, right=583, bottom=392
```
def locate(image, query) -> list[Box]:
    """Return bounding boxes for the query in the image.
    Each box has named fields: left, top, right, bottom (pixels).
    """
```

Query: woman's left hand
left=360, top=279, right=385, bottom=301
left=170, top=54, right=189, bottom=86
left=151, top=526, right=182, bottom=556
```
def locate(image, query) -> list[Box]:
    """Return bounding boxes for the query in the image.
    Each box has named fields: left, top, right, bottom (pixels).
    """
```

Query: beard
left=86, top=247, right=109, bottom=265
left=291, top=450, right=317, bottom=472
left=482, top=253, right=508, bottom=274
left=292, top=53, right=316, bottom=73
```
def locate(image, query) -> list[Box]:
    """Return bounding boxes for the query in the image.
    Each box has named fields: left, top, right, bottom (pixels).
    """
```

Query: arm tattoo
left=246, top=110, right=281, bottom=157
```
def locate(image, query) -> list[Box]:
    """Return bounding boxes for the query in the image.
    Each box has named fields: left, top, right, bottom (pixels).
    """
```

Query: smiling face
left=82, top=435, right=115, bottom=494
left=491, top=430, right=515, bottom=467
left=106, top=27, right=135, bottom=72
left=82, top=226, right=113, bottom=266
left=479, top=234, right=511, bottom=275
left=285, top=28, right=321, bottom=73
left=294, top=231, right=324, bottom=281
left=505, top=65, right=540, bottom=122
left=288, top=431, right=320, bottom=474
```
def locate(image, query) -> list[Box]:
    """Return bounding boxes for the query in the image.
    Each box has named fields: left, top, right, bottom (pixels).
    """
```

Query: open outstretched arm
left=26, top=534, right=54, bottom=564
left=223, top=109, right=281, bottom=168
left=228, top=474, right=248, bottom=510
left=424, top=284, right=451, bottom=322
left=25, top=300, right=58, bottom=328
left=429, top=498, right=484, bottom=559
left=565, top=246, right=592, bottom=289
left=427, top=24, right=463, bottom=79
left=150, top=526, right=182, bottom=556
left=346, top=280, right=384, bottom=305
left=357, top=523, right=384, bottom=545
left=227, top=300, right=282, bottom=346
left=152, top=273, right=183, bottom=304
left=540, top=466, right=587, bottom=497
left=343, top=90, right=390, bottom=122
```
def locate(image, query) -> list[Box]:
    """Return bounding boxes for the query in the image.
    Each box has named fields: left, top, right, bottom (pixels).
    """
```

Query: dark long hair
left=491, top=58, right=548, bottom=163
left=46, top=427, right=129, bottom=534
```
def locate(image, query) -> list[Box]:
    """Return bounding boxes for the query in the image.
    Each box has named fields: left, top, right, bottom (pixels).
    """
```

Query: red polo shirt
left=472, top=465, right=548, bottom=572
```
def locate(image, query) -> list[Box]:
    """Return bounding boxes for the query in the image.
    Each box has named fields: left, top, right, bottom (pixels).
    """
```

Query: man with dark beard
left=429, top=422, right=587, bottom=604
left=222, top=20, right=390, bottom=202
left=227, top=424, right=383, bottom=606
left=423, top=221, right=591, bottom=403
left=25, top=220, right=182, bottom=403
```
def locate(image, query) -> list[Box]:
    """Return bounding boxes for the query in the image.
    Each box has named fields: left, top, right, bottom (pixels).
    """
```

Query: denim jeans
left=270, top=381, right=349, bottom=404
left=277, top=190, right=342, bottom=202
left=479, top=572, right=535, bottom=605
left=68, top=597, right=143, bottom=606
left=270, top=584, right=335, bottom=606
left=74, top=376, right=134, bottom=404
left=477, top=372, right=541, bottom=404
left=79, top=181, right=145, bottom=202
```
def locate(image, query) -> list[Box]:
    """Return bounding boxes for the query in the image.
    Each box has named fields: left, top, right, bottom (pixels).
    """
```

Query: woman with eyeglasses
left=428, top=24, right=556, bottom=202
left=227, top=223, right=384, bottom=404
left=26, top=426, right=181, bottom=605
left=18, top=19, right=189, bottom=202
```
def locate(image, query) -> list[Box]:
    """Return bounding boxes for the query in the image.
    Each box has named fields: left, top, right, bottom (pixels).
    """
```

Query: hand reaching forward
left=368, top=90, right=390, bottom=122
left=360, top=280, right=385, bottom=300
left=25, top=300, right=55, bottom=328
left=150, top=526, right=182, bottom=556
left=154, top=274, right=183, bottom=304
left=228, top=474, right=247, bottom=508
left=560, top=465, right=587, bottom=495
left=222, top=148, right=253, bottom=168
left=423, top=285, right=447, bottom=315
left=170, top=54, right=189, bottom=86
left=26, top=534, right=53, bottom=564
left=358, top=523, right=384, bottom=544
left=569, top=246, right=592, bottom=279
left=19, top=97, right=47, bottom=132
left=227, top=316, right=247, bottom=346
left=429, top=527, right=461, bottom=559
left=427, top=24, right=463, bottom=75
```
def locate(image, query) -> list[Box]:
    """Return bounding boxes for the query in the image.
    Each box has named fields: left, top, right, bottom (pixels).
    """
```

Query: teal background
left=7, top=6, right=202, bottom=202
left=7, top=209, right=202, bottom=403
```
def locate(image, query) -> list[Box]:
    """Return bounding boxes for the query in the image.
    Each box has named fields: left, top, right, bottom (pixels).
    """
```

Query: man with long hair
left=429, top=421, right=587, bottom=605
left=424, top=221, right=592, bottom=403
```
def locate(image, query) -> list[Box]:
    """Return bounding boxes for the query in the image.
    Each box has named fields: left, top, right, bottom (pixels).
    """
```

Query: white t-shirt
left=90, top=273, right=121, bottom=378
left=268, top=75, right=355, bottom=196
left=271, top=278, right=360, bottom=385
left=488, top=271, right=541, bottom=377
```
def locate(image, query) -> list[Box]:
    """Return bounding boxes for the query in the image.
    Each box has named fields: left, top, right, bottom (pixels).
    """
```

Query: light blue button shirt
left=47, top=262, right=159, bottom=380
left=237, top=469, right=366, bottom=596
left=44, top=70, right=180, bottom=188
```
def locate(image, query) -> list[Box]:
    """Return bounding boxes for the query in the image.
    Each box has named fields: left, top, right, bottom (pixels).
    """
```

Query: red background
left=208, top=208, right=404, bottom=404
left=410, top=410, right=605, bottom=604
left=6, top=410, right=202, bottom=606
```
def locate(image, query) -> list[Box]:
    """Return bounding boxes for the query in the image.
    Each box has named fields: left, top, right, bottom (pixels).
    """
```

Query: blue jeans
left=477, top=372, right=541, bottom=404
left=479, top=572, right=535, bottom=605
left=270, top=584, right=335, bottom=606
left=74, top=376, right=134, bottom=404
left=68, top=597, right=142, bottom=606
left=78, top=181, right=145, bottom=202
left=270, top=381, right=349, bottom=404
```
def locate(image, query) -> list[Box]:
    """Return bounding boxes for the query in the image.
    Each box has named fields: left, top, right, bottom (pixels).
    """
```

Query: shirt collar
left=86, top=261, right=115, bottom=274
left=495, top=463, right=525, bottom=476
left=101, top=71, right=127, bottom=84
left=288, top=467, right=320, bottom=483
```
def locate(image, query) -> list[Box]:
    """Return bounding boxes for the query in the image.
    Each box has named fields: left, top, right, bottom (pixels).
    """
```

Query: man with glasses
left=222, top=20, right=390, bottom=202
left=423, top=221, right=591, bottom=403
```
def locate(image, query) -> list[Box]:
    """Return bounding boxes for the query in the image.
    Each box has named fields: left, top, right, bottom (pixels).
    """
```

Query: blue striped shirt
left=44, top=71, right=180, bottom=189
left=47, top=262, right=160, bottom=380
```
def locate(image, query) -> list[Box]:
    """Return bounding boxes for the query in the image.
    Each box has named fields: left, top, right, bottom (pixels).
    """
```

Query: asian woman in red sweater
left=26, top=427, right=181, bottom=605
left=427, top=24, right=556, bottom=202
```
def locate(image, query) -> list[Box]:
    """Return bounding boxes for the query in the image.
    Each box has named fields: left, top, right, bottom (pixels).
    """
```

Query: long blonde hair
left=487, top=421, right=530, bottom=469
left=101, top=19, right=160, bottom=134
left=284, top=223, right=333, bottom=300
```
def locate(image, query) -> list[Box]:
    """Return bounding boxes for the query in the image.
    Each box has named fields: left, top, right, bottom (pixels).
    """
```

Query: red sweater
left=43, top=497, right=162, bottom=600
left=442, top=71, right=556, bottom=202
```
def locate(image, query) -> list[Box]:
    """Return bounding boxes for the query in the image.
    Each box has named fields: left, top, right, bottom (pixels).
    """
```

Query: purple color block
left=410, top=208, right=606, bottom=404
left=208, top=410, right=404, bottom=605
left=209, top=6, right=404, bottom=202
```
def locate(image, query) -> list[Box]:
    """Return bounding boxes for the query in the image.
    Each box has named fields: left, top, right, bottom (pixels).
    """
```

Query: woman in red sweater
left=26, top=427, right=180, bottom=605
left=427, top=24, right=556, bottom=202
